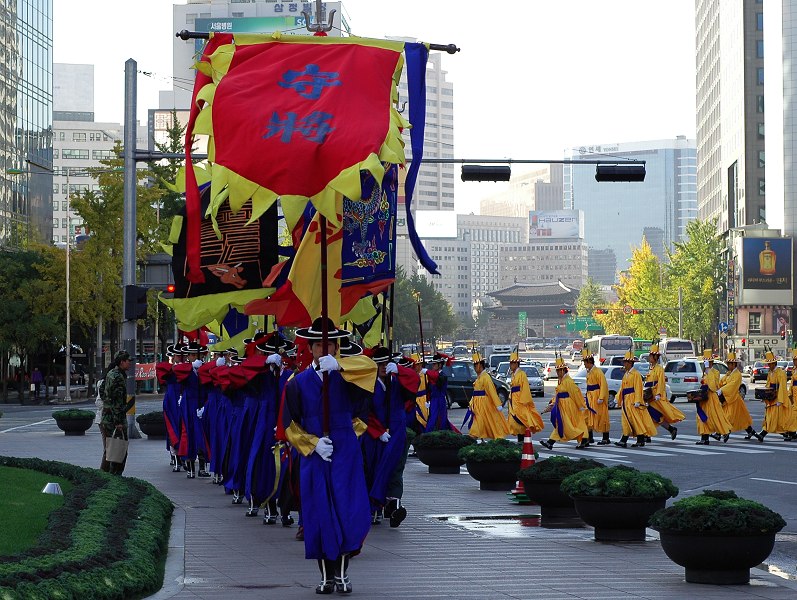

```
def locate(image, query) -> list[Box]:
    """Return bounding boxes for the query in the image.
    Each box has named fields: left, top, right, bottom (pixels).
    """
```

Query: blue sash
left=586, top=384, right=599, bottom=391
left=696, top=403, right=708, bottom=423
left=622, top=386, right=635, bottom=395
left=511, top=385, right=521, bottom=393
left=461, top=409, right=474, bottom=430
left=472, top=390, right=486, bottom=397
left=647, top=404, right=663, bottom=422
left=550, top=402, right=564, bottom=437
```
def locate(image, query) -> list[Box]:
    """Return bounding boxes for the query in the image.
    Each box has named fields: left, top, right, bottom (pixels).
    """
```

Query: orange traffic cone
left=510, top=428, right=536, bottom=500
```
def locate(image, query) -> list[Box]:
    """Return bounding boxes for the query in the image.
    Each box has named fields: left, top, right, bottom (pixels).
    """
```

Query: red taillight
left=684, top=376, right=699, bottom=383
left=599, top=357, right=606, bottom=364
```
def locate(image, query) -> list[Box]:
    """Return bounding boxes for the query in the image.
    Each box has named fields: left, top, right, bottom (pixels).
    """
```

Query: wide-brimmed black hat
left=242, top=330, right=266, bottom=346
left=397, top=355, right=415, bottom=367
left=339, top=336, right=363, bottom=357
left=371, top=346, right=402, bottom=364
left=256, top=332, right=296, bottom=354
left=295, top=317, right=350, bottom=340
left=184, top=341, right=208, bottom=355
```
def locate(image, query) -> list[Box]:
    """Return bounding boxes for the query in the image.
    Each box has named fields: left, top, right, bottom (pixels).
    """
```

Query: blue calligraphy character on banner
left=278, top=64, right=341, bottom=100
left=264, top=111, right=335, bottom=144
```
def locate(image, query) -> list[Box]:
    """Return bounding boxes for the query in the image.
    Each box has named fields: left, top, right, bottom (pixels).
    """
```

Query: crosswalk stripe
left=538, top=451, right=632, bottom=464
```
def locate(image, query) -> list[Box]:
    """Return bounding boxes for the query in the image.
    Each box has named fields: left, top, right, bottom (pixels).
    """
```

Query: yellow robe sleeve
left=286, top=422, right=320, bottom=457
left=338, top=354, right=378, bottom=392
left=718, top=369, right=741, bottom=399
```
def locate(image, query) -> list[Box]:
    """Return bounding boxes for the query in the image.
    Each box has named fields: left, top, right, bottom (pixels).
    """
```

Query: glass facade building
left=564, top=137, right=696, bottom=274
left=0, top=0, right=53, bottom=248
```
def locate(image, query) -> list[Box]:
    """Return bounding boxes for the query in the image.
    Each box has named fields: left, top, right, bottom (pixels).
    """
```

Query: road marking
left=750, top=477, right=797, bottom=486
left=0, top=418, right=54, bottom=433
left=538, top=451, right=632, bottom=464
left=676, top=434, right=797, bottom=453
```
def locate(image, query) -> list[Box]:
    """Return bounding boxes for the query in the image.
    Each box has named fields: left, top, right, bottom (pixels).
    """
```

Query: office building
left=53, top=64, right=123, bottom=244
left=0, top=0, right=53, bottom=248
left=564, top=137, right=696, bottom=274
left=588, top=247, right=617, bottom=285
left=695, top=0, right=765, bottom=231
left=642, top=226, right=666, bottom=262
left=480, top=164, right=563, bottom=218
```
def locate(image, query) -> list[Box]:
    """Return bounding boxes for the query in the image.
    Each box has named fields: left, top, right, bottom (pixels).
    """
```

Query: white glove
left=703, top=360, right=709, bottom=368
left=421, top=368, right=428, bottom=374
left=379, top=431, right=391, bottom=443
left=196, top=407, right=205, bottom=418
left=317, top=355, right=340, bottom=373
left=776, top=402, right=783, bottom=407
left=425, top=401, right=430, bottom=409
left=655, top=394, right=661, bottom=401
left=314, top=436, right=333, bottom=461
left=716, top=389, right=723, bottom=397
left=216, top=357, right=226, bottom=367
left=385, top=362, right=398, bottom=375
left=634, top=402, right=641, bottom=408
left=597, top=399, right=604, bottom=404
left=177, top=395, right=182, bottom=406
left=192, top=359, right=203, bottom=370
left=266, top=354, right=282, bottom=367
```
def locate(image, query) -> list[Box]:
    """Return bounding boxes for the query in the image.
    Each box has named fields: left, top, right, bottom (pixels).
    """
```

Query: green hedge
left=0, top=456, right=173, bottom=599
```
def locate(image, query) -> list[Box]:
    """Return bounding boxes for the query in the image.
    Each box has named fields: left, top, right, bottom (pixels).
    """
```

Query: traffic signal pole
left=123, top=59, right=140, bottom=439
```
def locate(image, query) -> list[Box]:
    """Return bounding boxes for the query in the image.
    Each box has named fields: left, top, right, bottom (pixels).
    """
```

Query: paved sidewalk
left=3, top=426, right=797, bottom=599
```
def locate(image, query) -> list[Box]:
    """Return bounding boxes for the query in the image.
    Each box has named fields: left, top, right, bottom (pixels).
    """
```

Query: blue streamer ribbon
left=550, top=402, right=564, bottom=437
left=461, top=409, right=474, bottom=430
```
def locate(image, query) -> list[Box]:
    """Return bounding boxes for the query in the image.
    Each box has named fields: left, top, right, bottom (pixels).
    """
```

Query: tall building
left=0, top=0, right=53, bottom=248
left=53, top=64, right=123, bottom=244
left=695, top=0, right=765, bottom=230
left=564, top=137, right=696, bottom=274
left=480, top=164, right=563, bottom=218
left=587, top=247, right=617, bottom=285
left=642, top=226, right=666, bottom=261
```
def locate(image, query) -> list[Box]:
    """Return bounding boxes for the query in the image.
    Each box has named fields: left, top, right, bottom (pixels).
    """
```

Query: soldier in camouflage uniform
left=101, top=350, right=132, bottom=475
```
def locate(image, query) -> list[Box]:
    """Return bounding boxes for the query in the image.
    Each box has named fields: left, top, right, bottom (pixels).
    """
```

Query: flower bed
left=0, top=456, right=173, bottom=599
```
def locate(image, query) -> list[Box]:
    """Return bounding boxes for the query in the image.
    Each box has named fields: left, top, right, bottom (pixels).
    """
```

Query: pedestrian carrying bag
left=105, top=429, right=128, bottom=464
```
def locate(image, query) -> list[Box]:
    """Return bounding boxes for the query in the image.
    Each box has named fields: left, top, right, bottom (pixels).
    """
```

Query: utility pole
left=678, top=287, right=683, bottom=338
left=123, top=59, right=140, bottom=439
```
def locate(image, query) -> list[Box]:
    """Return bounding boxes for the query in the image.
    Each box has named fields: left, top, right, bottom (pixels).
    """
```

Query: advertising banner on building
left=738, top=237, right=793, bottom=306
left=529, top=210, right=583, bottom=239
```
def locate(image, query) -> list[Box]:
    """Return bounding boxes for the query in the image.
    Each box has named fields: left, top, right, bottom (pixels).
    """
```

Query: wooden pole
left=416, top=292, right=426, bottom=364
left=320, top=214, right=330, bottom=436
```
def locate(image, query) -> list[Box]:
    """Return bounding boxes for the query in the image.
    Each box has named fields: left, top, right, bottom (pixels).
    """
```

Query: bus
left=659, top=338, right=696, bottom=363
left=584, top=334, right=634, bottom=364
left=633, top=338, right=652, bottom=359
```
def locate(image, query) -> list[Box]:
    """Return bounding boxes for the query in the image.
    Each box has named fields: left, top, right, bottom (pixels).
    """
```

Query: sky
left=54, top=1, right=697, bottom=213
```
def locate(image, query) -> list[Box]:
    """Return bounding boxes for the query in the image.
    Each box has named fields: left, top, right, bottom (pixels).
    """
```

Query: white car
left=663, top=358, right=746, bottom=402
left=543, top=361, right=559, bottom=380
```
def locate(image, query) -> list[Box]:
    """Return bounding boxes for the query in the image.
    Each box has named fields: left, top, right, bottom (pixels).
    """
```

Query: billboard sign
left=529, top=210, right=583, bottom=239
left=738, top=237, right=793, bottom=306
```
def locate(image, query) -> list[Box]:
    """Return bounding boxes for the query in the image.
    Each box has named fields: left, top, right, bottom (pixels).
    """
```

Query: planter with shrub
left=414, top=430, right=475, bottom=474
left=649, top=490, right=785, bottom=584
left=458, top=438, right=521, bottom=490
left=561, top=465, right=679, bottom=541
left=518, top=456, right=605, bottom=527
left=136, top=411, right=168, bottom=439
left=51, top=409, right=95, bottom=436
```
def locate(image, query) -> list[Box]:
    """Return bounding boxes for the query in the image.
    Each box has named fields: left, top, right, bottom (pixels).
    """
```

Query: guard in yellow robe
left=717, top=351, right=757, bottom=440
left=755, top=350, right=793, bottom=442
left=645, top=344, right=683, bottom=440
left=614, top=351, right=658, bottom=448
left=411, top=354, right=429, bottom=432
left=787, top=349, right=797, bottom=440
left=582, top=350, right=611, bottom=445
left=507, top=352, right=544, bottom=440
left=540, top=357, right=589, bottom=450
left=465, top=352, right=509, bottom=440
left=696, top=351, right=733, bottom=444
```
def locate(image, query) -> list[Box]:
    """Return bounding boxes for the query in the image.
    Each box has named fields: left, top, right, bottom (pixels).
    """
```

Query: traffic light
left=595, top=309, right=608, bottom=315
left=631, top=309, right=645, bottom=315
left=781, top=329, right=786, bottom=341
left=461, top=165, right=511, bottom=182
left=160, top=283, right=176, bottom=300
left=124, top=285, right=148, bottom=320
left=560, top=309, right=573, bottom=315
left=594, top=164, right=647, bottom=182
left=741, top=338, right=746, bottom=347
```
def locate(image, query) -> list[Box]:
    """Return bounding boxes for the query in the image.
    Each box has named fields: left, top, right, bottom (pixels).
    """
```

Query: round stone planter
left=138, top=420, right=167, bottom=439
left=657, top=530, right=776, bottom=584
left=465, top=459, right=521, bottom=491
left=572, top=496, right=666, bottom=542
left=53, top=417, right=95, bottom=436
left=521, top=479, right=584, bottom=528
left=415, top=446, right=464, bottom=474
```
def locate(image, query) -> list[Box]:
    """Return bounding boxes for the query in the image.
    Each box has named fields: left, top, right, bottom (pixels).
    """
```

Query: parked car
left=749, top=361, right=769, bottom=383
left=441, top=360, right=512, bottom=408
left=494, top=361, right=512, bottom=380
left=571, top=365, right=671, bottom=410
left=776, top=361, right=794, bottom=380
left=503, top=364, right=545, bottom=397
left=663, top=358, right=746, bottom=402
left=571, top=350, right=582, bottom=361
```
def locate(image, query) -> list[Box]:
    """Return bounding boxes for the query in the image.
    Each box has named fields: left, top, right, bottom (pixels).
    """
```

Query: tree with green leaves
left=389, top=269, right=458, bottom=348
left=575, top=277, right=606, bottom=337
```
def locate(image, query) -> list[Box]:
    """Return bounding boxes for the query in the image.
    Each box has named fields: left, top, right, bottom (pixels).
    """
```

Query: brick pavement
left=3, top=424, right=797, bottom=599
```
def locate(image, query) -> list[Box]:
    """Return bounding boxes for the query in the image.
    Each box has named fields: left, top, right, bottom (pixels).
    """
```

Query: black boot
left=539, top=439, right=554, bottom=450
left=281, top=513, right=295, bottom=527
left=695, top=434, right=709, bottom=445
left=614, top=436, right=628, bottom=448
left=185, top=460, right=196, bottom=479
left=232, top=489, right=243, bottom=504
left=245, top=499, right=259, bottom=517
left=197, top=458, right=210, bottom=478
left=315, top=560, right=334, bottom=594
left=172, top=456, right=182, bottom=472
left=263, top=500, right=278, bottom=525
left=669, top=426, right=678, bottom=440
left=632, top=436, right=646, bottom=448
left=334, top=554, right=352, bottom=594
left=575, top=438, right=589, bottom=449
left=722, top=433, right=730, bottom=443
left=596, top=432, right=611, bottom=445
left=710, top=433, right=721, bottom=441
left=588, top=431, right=595, bottom=444
left=744, top=426, right=757, bottom=440
left=756, top=430, right=768, bottom=443
left=386, top=497, right=407, bottom=528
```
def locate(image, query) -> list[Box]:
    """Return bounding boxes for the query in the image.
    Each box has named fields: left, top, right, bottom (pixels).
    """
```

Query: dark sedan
left=441, top=360, right=511, bottom=409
